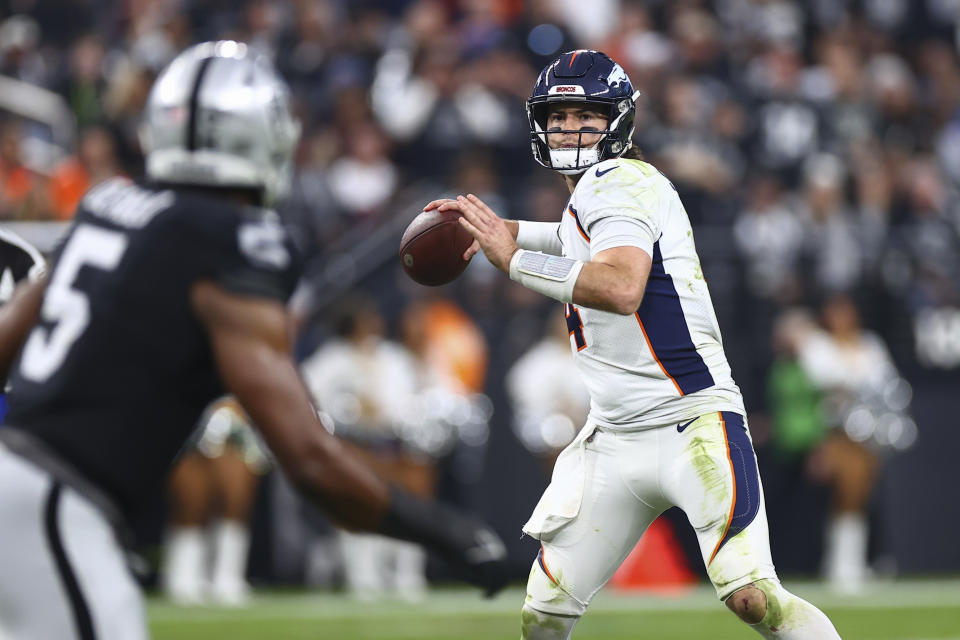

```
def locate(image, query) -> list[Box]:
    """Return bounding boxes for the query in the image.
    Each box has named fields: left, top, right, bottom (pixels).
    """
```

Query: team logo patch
left=607, top=64, right=629, bottom=88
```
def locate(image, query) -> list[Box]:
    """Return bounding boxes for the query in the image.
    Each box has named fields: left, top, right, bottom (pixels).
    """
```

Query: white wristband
left=508, top=249, right=584, bottom=303
left=516, top=220, right=563, bottom=255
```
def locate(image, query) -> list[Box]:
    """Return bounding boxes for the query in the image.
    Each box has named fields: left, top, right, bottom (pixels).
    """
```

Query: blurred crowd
left=1, top=0, right=959, bottom=586
left=0, top=0, right=956, bottom=359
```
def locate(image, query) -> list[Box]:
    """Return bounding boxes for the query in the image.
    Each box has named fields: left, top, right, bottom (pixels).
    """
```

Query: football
left=399, top=208, right=474, bottom=286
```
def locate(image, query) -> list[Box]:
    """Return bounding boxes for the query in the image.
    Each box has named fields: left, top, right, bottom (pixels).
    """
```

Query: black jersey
left=5, top=179, right=300, bottom=517
left=0, top=228, right=45, bottom=302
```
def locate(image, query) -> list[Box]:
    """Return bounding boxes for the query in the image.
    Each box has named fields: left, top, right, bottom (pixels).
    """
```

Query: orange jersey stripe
left=539, top=544, right=559, bottom=585
left=709, top=412, right=737, bottom=565
left=634, top=312, right=684, bottom=395
left=568, top=207, right=590, bottom=242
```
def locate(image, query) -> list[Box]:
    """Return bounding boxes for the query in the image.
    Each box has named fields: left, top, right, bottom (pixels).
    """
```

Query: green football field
left=148, top=579, right=960, bottom=639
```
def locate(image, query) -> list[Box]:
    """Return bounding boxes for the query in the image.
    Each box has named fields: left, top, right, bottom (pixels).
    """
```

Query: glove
left=378, top=486, right=510, bottom=597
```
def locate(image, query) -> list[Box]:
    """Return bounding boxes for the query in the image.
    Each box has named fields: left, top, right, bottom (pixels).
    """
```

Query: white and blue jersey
left=559, top=158, right=744, bottom=429
left=521, top=160, right=775, bottom=608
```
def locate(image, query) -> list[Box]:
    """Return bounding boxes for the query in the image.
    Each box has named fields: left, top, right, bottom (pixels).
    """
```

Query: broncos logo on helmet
left=527, top=50, right=640, bottom=175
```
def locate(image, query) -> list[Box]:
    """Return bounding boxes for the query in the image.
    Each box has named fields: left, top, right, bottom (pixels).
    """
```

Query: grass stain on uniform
left=527, top=563, right=573, bottom=610
left=686, top=436, right=730, bottom=508
left=684, top=431, right=734, bottom=551
left=754, top=580, right=804, bottom=634
left=521, top=607, right=568, bottom=637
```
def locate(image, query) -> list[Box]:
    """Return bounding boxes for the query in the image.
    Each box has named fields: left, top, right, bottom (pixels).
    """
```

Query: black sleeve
left=168, top=203, right=302, bottom=304
left=215, top=214, right=301, bottom=302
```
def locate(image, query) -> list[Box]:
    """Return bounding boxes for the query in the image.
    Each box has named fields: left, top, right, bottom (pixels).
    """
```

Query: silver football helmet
left=140, top=41, right=301, bottom=206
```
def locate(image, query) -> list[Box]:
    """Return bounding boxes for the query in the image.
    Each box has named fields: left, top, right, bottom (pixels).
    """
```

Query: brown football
left=399, top=208, right=474, bottom=286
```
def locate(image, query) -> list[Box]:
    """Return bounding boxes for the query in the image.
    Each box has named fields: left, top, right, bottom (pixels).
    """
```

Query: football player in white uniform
left=429, top=50, right=842, bottom=639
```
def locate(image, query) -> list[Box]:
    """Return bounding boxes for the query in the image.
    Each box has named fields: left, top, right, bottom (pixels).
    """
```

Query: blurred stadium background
left=2, top=0, right=960, bottom=637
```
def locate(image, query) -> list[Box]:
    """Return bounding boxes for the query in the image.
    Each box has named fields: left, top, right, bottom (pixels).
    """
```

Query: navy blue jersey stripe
left=635, top=241, right=714, bottom=395
left=569, top=205, right=590, bottom=241
left=710, top=413, right=761, bottom=562
left=537, top=546, right=558, bottom=585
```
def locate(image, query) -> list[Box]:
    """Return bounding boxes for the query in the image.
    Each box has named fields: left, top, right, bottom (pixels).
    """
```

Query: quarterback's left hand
left=441, top=194, right=518, bottom=273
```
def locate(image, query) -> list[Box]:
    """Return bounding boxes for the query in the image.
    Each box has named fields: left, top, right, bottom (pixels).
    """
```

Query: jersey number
left=20, top=225, right=128, bottom=382
left=565, top=303, right=587, bottom=351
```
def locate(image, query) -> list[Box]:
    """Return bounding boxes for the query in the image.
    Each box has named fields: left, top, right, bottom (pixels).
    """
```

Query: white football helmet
left=140, top=41, right=301, bottom=206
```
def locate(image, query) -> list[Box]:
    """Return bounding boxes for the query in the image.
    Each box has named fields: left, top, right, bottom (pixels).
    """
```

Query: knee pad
left=524, top=555, right=587, bottom=618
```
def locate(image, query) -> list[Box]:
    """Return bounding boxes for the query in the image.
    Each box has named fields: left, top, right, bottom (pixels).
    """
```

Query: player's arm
left=0, top=278, right=45, bottom=386
left=423, top=198, right=562, bottom=258
left=191, top=280, right=390, bottom=527
left=191, top=281, right=509, bottom=593
left=447, top=194, right=652, bottom=315
left=569, top=245, right=651, bottom=314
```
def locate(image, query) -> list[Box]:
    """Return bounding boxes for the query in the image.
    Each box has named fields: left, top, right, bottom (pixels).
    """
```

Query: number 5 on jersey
left=20, top=225, right=128, bottom=382
left=565, top=303, right=587, bottom=351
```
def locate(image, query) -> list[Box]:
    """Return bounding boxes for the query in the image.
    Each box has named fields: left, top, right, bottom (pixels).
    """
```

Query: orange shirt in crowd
left=0, top=161, right=35, bottom=215
left=48, top=158, right=89, bottom=220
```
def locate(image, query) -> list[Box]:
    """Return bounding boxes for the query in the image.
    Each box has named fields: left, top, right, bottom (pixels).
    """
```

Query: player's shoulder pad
left=78, top=178, right=176, bottom=230
left=236, top=209, right=292, bottom=271
left=159, top=192, right=291, bottom=269
left=575, top=159, right=666, bottom=228
left=578, top=158, right=662, bottom=190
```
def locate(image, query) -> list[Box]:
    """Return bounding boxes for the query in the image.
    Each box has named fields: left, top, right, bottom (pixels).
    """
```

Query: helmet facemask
left=527, top=94, right=639, bottom=175
left=526, top=50, right=640, bottom=175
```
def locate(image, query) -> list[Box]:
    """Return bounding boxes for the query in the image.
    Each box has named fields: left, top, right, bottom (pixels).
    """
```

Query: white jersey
left=559, top=158, right=744, bottom=429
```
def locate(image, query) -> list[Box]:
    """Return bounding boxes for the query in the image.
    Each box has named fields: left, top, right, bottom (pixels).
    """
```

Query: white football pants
left=0, top=443, right=147, bottom=640
left=523, top=412, right=777, bottom=617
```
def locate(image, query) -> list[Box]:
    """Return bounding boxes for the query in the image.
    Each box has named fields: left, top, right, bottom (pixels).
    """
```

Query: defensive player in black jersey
left=0, top=227, right=44, bottom=421
left=0, top=42, right=508, bottom=640
left=0, top=227, right=45, bottom=304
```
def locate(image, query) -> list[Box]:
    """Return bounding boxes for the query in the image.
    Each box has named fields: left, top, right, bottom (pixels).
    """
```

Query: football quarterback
left=431, top=49, right=842, bottom=640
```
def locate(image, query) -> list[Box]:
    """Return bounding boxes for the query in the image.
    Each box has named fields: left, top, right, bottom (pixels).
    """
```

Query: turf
left=148, top=579, right=960, bottom=639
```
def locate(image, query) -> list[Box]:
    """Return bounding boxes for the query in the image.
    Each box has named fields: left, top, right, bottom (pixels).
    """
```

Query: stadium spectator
left=326, top=121, right=398, bottom=223
left=797, top=153, right=862, bottom=295
left=0, top=15, right=46, bottom=87
left=733, top=173, right=804, bottom=303
left=798, top=294, right=904, bottom=593
left=163, top=398, right=268, bottom=607
left=300, top=299, right=434, bottom=601
left=59, top=35, right=107, bottom=130
left=506, top=314, right=590, bottom=473
left=47, top=126, right=122, bottom=220
left=0, top=119, right=47, bottom=220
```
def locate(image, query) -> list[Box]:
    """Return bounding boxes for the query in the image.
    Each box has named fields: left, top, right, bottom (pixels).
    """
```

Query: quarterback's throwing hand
left=445, top=194, right=518, bottom=273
